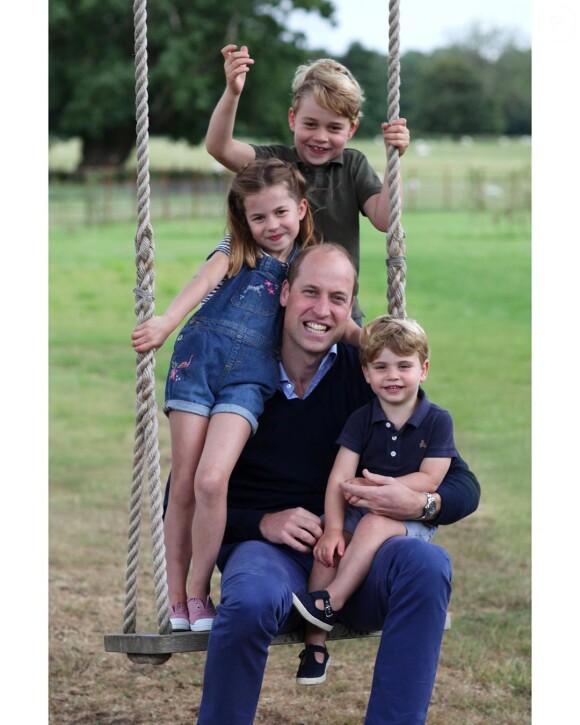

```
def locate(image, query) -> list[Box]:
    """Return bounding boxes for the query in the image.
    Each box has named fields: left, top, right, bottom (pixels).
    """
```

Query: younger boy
left=291, top=316, right=457, bottom=685
left=205, top=46, right=410, bottom=322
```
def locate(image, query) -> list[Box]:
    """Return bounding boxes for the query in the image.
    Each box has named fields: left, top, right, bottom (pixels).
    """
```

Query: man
left=196, top=244, right=480, bottom=724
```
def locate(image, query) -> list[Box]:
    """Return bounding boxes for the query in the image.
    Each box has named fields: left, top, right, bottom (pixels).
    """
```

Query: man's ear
left=280, top=279, right=290, bottom=307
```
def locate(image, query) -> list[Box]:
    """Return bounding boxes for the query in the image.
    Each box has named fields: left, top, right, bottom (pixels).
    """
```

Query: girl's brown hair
left=226, top=159, right=318, bottom=277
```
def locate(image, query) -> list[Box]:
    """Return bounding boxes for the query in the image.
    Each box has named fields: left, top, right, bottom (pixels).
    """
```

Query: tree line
left=49, top=0, right=530, bottom=170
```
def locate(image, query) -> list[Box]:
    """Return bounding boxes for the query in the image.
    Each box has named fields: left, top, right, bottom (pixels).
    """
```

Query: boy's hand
left=131, top=316, right=173, bottom=353
left=221, top=44, right=254, bottom=96
left=314, top=528, right=346, bottom=568
left=382, top=118, right=410, bottom=156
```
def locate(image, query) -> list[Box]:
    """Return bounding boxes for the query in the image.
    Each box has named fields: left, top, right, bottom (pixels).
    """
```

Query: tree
left=493, top=47, right=531, bottom=135
left=49, top=0, right=333, bottom=170
left=339, top=43, right=390, bottom=138
left=408, top=49, right=502, bottom=137
left=399, top=50, right=430, bottom=133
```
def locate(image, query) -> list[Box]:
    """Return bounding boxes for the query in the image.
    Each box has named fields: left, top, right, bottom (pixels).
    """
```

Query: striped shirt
left=200, top=236, right=231, bottom=307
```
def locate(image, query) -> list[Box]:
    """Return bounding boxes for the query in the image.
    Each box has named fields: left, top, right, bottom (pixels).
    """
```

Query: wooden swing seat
left=104, top=615, right=450, bottom=658
left=114, top=2, right=441, bottom=668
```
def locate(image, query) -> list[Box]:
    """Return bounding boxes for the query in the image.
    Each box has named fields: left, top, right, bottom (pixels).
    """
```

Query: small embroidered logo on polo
left=419, top=440, right=427, bottom=448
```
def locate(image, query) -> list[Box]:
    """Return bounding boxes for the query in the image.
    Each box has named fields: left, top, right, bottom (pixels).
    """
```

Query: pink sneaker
left=188, top=596, right=217, bottom=632
left=169, top=601, right=190, bottom=632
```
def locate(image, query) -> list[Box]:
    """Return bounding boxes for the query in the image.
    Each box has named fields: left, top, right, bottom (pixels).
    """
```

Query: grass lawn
left=50, top=135, right=531, bottom=177
left=49, top=208, right=531, bottom=723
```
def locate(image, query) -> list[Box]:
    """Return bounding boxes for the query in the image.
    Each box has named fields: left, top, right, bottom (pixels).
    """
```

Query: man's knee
left=218, top=543, right=291, bottom=633
left=378, top=537, right=452, bottom=591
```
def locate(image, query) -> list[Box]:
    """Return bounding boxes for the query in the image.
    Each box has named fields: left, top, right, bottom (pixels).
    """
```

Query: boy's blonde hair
left=291, top=58, right=364, bottom=125
left=226, top=158, right=318, bottom=277
left=360, top=316, right=430, bottom=367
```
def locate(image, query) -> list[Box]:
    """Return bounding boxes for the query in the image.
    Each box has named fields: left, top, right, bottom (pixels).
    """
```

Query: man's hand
left=259, top=508, right=323, bottom=553
left=340, top=469, right=436, bottom=520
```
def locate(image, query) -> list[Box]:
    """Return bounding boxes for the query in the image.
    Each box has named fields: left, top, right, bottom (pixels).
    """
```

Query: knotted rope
left=123, top=0, right=172, bottom=664
left=386, top=0, right=407, bottom=318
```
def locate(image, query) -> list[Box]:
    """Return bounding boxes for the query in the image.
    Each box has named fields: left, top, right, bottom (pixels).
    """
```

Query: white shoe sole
left=170, top=618, right=190, bottom=632
left=190, top=618, right=214, bottom=632
left=296, top=658, right=331, bottom=686
left=292, top=593, right=334, bottom=632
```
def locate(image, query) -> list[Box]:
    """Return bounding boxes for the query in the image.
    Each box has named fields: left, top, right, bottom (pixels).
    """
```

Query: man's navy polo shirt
left=336, top=389, right=457, bottom=477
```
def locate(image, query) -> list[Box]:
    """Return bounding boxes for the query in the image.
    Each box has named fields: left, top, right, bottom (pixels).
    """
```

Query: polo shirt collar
left=370, top=387, right=430, bottom=428
left=293, top=147, right=345, bottom=175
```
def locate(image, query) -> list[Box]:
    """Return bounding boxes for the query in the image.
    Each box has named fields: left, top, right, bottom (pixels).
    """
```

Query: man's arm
left=339, top=454, right=480, bottom=525
left=205, top=44, right=257, bottom=171
left=432, top=454, right=481, bottom=525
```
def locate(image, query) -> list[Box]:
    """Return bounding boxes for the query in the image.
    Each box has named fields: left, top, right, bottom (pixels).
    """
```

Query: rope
left=123, top=0, right=172, bottom=656
left=386, top=0, right=407, bottom=318
left=117, top=1, right=405, bottom=665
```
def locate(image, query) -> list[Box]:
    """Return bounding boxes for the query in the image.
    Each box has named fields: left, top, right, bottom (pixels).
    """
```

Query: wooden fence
left=49, top=167, right=530, bottom=229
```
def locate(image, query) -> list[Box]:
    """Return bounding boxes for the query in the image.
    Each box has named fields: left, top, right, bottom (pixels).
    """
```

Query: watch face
left=425, top=495, right=436, bottom=516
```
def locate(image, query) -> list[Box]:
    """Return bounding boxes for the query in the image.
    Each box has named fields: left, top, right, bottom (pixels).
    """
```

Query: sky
left=286, top=0, right=531, bottom=55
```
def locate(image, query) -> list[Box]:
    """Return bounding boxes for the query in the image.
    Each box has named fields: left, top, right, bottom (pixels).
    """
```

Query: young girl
left=131, top=159, right=318, bottom=632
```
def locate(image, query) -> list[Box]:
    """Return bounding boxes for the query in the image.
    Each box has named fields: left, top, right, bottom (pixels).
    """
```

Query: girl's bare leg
left=188, top=413, right=251, bottom=599
left=164, top=411, right=209, bottom=605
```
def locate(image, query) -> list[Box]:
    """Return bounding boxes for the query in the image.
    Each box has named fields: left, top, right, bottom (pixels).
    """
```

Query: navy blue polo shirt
left=336, top=388, right=457, bottom=477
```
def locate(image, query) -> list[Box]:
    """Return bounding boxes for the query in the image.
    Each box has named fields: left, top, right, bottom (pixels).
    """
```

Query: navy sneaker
left=292, top=590, right=336, bottom=632
left=296, top=644, right=331, bottom=685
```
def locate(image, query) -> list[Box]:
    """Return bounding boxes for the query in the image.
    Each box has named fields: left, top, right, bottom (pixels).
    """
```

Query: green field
left=49, top=204, right=531, bottom=722
left=49, top=134, right=532, bottom=176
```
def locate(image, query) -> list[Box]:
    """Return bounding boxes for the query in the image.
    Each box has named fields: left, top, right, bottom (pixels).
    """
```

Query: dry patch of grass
left=49, top=495, right=530, bottom=724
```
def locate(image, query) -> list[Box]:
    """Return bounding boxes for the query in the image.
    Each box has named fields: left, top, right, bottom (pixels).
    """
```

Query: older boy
left=205, top=46, right=410, bottom=321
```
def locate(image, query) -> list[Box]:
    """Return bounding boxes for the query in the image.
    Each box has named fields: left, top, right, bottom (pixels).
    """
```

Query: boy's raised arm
left=205, top=44, right=257, bottom=171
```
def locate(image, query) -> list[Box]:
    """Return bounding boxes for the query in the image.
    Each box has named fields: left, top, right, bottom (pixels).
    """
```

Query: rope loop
left=386, top=255, right=406, bottom=268
left=133, top=287, right=155, bottom=302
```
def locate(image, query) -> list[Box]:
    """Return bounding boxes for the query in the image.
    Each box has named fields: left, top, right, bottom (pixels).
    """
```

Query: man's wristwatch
left=417, top=492, right=437, bottom=521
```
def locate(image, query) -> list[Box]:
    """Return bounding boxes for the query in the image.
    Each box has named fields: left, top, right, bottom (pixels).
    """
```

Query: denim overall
left=164, top=248, right=296, bottom=433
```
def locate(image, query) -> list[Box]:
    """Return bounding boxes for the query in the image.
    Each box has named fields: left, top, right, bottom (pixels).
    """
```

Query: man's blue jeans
left=198, top=536, right=452, bottom=724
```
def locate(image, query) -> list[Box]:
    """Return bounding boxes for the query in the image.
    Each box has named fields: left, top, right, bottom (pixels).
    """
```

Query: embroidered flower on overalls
left=264, top=280, right=276, bottom=295
left=169, top=354, right=193, bottom=381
